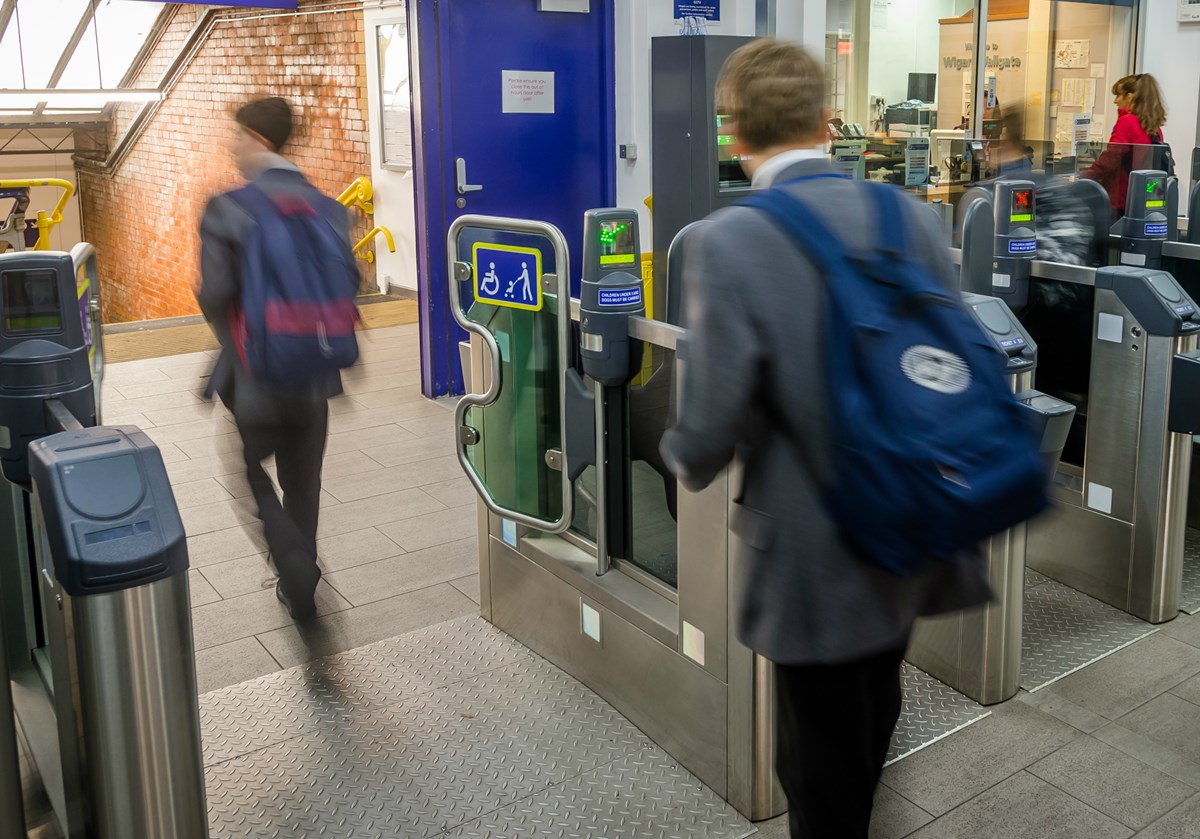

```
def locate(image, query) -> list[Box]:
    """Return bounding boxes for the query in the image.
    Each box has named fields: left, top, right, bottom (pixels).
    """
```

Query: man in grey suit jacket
left=198, top=98, right=356, bottom=624
left=660, top=41, right=991, bottom=838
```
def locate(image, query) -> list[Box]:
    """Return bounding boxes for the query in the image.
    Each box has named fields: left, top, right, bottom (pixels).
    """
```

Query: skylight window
left=0, top=0, right=167, bottom=120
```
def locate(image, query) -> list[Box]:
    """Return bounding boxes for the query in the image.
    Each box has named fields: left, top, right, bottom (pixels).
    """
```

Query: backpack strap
left=224, top=183, right=275, bottom=218
left=738, top=182, right=852, bottom=276
left=867, top=181, right=907, bottom=258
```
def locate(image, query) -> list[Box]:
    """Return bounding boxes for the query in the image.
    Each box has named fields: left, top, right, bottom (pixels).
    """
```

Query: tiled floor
left=22, top=321, right=1200, bottom=837
left=98, top=323, right=482, bottom=694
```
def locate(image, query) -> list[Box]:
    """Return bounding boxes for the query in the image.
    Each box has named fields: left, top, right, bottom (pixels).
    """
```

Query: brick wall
left=78, top=0, right=373, bottom=323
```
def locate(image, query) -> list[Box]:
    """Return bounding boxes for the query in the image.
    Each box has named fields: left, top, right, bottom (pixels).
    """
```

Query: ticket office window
left=826, top=0, right=1136, bottom=156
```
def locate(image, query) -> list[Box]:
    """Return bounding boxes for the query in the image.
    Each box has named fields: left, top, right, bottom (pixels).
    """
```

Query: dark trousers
left=238, top=403, right=329, bottom=608
left=774, top=644, right=908, bottom=839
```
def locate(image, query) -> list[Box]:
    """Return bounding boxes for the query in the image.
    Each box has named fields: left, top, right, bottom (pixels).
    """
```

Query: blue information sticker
left=1177, top=305, right=1195, bottom=315
left=597, top=287, right=643, bottom=308
left=472, top=243, right=544, bottom=312
left=1145, top=222, right=1169, bottom=237
left=1008, top=239, right=1037, bottom=255
left=1000, top=337, right=1026, bottom=349
left=674, top=0, right=720, bottom=20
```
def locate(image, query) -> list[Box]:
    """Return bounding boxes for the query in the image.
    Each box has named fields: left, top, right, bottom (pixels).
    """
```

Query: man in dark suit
left=660, top=41, right=991, bottom=838
left=198, top=98, right=355, bottom=624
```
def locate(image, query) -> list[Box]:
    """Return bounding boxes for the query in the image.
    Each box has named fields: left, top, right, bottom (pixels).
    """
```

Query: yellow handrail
left=337, top=176, right=374, bottom=215
left=0, top=178, right=74, bottom=250
left=353, top=226, right=396, bottom=264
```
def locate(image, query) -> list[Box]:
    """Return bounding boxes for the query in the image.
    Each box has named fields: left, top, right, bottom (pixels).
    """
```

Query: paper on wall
left=1061, top=78, right=1096, bottom=110
left=1055, top=39, right=1089, bottom=69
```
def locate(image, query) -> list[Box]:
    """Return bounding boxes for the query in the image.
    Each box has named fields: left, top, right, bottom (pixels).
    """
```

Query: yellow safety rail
left=0, top=178, right=74, bottom=250
left=337, top=176, right=375, bottom=215
left=354, top=226, right=396, bottom=264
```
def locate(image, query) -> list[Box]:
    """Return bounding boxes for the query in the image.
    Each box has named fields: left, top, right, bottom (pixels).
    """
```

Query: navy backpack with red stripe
left=226, top=183, right=360, bottom=389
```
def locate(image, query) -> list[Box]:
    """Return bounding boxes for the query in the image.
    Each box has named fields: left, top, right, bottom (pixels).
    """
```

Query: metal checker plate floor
left=1181, top=527, right=1200, bottom=615
left=885, top=664, right=989, bottom=766
left=202, top=617, right=755, bottom=839
left=1021, top=577, right=1158, bottom=692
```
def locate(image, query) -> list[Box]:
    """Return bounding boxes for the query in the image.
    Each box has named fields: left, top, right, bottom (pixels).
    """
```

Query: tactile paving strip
left=885, top=664, right=990, bottom=766
left=1021, top=578, right=1157, bottom=692
left=1181, top=528, right=1200, bottom=615
left=203, top=617, right=752, bottom=839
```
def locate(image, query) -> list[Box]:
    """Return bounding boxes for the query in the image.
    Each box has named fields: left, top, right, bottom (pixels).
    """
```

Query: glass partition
left=569, top=346, right=680, bottom=590
left=825, top=0, right=1138, bottom=191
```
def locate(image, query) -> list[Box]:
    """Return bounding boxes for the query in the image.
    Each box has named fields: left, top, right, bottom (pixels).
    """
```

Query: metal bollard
left=30, top=426, right=207, bottom=839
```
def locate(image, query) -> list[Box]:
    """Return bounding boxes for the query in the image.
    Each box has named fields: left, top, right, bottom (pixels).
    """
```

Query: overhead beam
left=0, top=0, right=17, bottom=46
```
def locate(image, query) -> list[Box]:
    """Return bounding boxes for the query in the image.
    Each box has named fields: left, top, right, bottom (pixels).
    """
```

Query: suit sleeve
left=660, top=221, right=766, bottom=492
left=197, top=195, right=239, bottom=348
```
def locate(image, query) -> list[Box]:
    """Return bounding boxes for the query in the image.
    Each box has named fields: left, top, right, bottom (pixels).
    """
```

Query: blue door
left=411, top=0, right=616, bottom=397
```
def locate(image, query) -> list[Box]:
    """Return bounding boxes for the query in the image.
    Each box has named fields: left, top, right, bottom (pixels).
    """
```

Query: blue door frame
left=408, top=0, right=617, bottom=399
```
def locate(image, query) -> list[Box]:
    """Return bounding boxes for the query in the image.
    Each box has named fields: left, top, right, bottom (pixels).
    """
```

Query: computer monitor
left=907, top=73, right=936, bottom=104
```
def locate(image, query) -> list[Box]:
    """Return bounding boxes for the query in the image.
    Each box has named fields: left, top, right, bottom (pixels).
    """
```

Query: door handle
left=455, top=158, right=483, bottom=194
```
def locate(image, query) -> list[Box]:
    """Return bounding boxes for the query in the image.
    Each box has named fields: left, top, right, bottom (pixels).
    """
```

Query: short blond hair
left=715, top=38, right=825, bottom=152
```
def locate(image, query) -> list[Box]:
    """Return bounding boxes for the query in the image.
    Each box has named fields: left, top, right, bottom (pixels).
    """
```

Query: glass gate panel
left=450, top=220, right=572, bottom=529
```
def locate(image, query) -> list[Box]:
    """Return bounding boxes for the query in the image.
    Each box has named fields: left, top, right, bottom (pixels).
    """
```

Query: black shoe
left=276, top=580, right=318, bottom=624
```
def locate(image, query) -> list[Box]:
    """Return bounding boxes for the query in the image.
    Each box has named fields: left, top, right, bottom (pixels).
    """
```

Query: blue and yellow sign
left=471, top=243, right=543, bottom=312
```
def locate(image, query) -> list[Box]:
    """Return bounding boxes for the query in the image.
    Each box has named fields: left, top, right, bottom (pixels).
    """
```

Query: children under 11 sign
left=472, top=244, right=544, bottom=312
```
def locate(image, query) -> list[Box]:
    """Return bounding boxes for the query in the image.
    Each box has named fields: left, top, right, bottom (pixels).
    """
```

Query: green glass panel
left=459, top=273, right=563, bottom=523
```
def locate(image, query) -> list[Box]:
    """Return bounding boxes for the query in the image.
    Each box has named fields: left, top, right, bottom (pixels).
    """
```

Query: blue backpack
left=740, top=179, right=1049, bottom=575
left=226, top=183, right=360, bottom=389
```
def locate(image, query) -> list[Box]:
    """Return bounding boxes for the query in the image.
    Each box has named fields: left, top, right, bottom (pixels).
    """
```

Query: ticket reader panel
left=1114, top=171, right=1172, bottom=269
left=0, top=252, right=94, bottom=486
left=580, top=210, right=645, bottom=385
left=992, top=180, right=1037, bottom=308
left=30, top=427, right=187, bottom=595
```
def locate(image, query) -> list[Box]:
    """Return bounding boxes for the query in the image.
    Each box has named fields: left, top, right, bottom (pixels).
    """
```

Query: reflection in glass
left=378, top=22, right=413, bottom=169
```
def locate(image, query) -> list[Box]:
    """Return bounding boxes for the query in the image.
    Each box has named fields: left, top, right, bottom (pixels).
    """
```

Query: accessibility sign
left=472, top=243, right=543, bottom=311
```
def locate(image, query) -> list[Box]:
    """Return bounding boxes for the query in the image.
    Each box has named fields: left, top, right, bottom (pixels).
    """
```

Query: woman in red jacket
left=1082, top=74, right=1168, bottom=220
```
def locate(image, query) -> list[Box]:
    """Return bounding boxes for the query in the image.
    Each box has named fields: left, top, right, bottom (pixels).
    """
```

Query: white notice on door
left=502, top=70, right=555, bottom=114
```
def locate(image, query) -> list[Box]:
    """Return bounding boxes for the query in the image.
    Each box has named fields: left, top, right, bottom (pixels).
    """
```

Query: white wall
left=363, top=0, right=420, bottom=293
left=867, top=0, right=960, bottom=108
left=0, top=130, right=83, bottom=252
left=1141, top=1, right=1200, bottom=195
left=613, top=0, right=758, bottom=237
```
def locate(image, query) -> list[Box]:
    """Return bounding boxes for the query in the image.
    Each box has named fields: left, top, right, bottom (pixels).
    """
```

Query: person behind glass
left=198, top=98, right=356, bottom=626
left=659, top=39, right=990, bottom=839
left=1082, top=73, right=1168, bottom=222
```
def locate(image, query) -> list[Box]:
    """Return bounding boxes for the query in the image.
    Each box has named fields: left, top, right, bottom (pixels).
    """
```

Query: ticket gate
left=0, top=249, right=206, bottom=838
left=907, top=290, right=1075, bottom=705
left=960, top=180, right=1200, bottom=623
left=450, top=212, right=785, bottom=820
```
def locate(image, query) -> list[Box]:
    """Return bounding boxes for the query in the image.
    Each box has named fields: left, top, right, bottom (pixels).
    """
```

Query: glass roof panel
left=0, top=27, right=24, bottom=90
left=0, top=0, right=167, bottom=120
left=93, top=1, right=165, bottom=87
left=56, top=20, right=101, bottom=90
left=13, top=0, right=91, bottom=88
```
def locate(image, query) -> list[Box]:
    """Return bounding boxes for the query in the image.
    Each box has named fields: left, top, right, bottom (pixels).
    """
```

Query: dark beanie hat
left=236, top=97, right=293, bottom=151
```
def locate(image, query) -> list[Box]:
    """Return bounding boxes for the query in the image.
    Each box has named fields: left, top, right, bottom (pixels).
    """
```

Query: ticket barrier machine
left=0, top=250, right=207, bottom=838
left=907, top=290, right=1076, bottom=705
left=959, top=181, right=1200, bottom=624
left=450, top=212, right=785, bottom=821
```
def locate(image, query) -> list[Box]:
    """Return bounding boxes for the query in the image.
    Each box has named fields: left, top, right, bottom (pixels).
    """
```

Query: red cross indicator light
left=1010, top=189, right=1033, bottom=224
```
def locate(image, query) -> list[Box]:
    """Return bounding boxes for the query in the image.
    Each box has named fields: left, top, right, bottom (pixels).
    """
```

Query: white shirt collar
left=750, top=147, right=828, bottom=189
